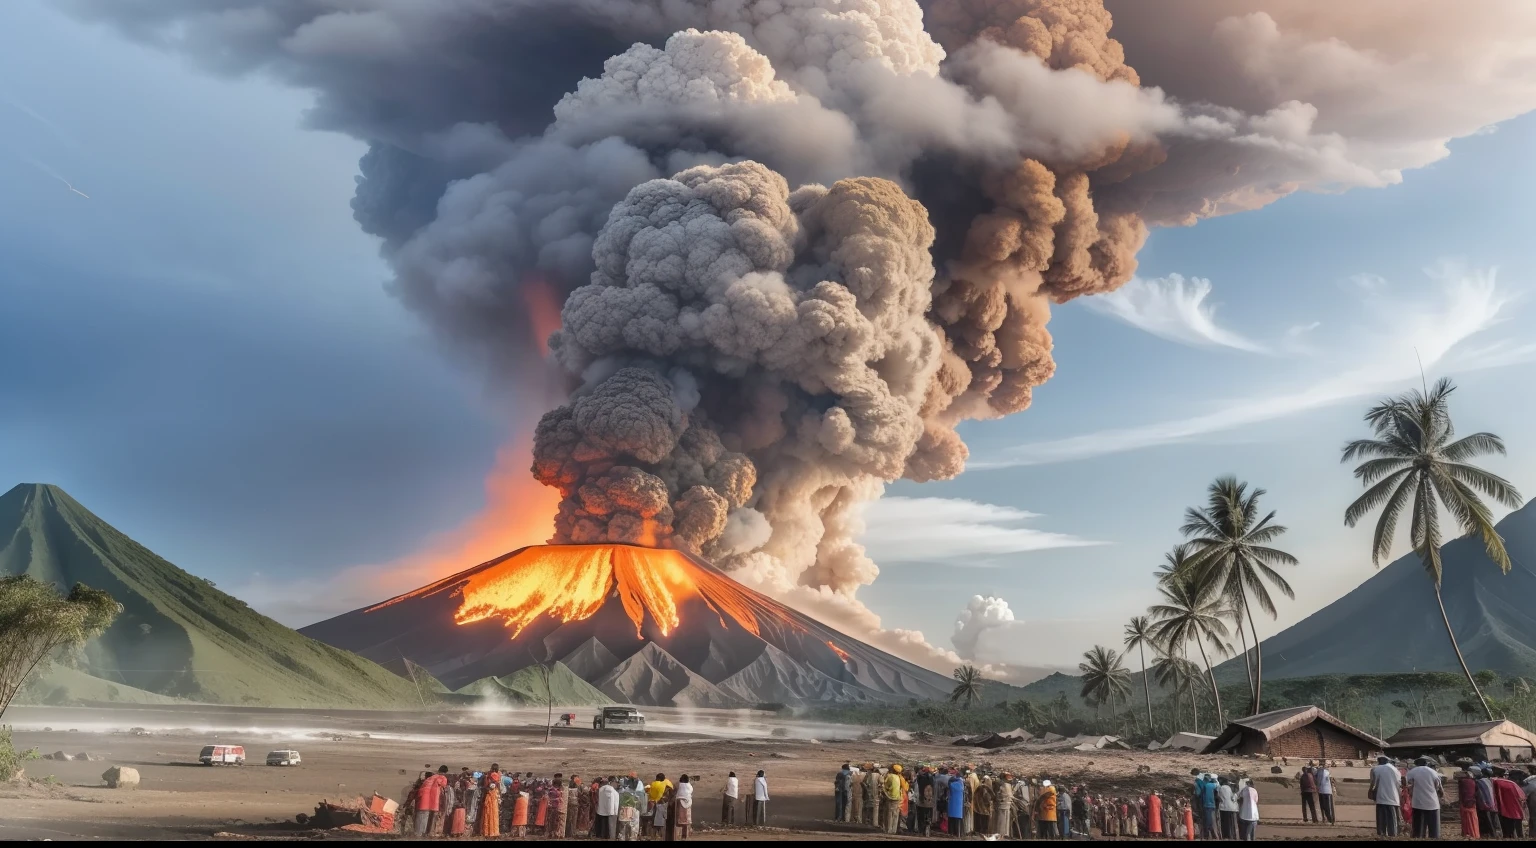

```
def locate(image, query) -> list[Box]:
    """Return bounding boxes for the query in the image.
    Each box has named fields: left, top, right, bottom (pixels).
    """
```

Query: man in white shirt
left=753, top=770, right=770, bottom=826
left=1217, top=777, right=1241, bottom=839
left=1370, top=756, right=1404, bottom=837
left=1316, top=765, right=1335, bottom=824
left=1237, top=779, right=1260, bottom=841
left=1406, top=757, right=1445, bottom=839
left=596, top=778, right=620, bottom=839
left=722, top=771, right=739, bottom=825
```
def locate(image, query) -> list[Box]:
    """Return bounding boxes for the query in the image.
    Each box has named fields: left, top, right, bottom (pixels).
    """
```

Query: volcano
left=301, top=544, right=952, bottom=707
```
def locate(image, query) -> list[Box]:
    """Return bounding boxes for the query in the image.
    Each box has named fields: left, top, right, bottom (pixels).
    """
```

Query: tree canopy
left=0, top=576, right=119, bottom=718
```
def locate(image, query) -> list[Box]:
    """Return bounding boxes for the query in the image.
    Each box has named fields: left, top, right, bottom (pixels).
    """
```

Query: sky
left=3, top=0, right=1534, bottom=677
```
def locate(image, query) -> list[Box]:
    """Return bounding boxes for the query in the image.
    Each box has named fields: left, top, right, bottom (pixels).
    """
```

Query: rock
left=103, top=766, right=141, bottom=789
left=76, top=753, right=101, bottom=762
left=1270, top=765, right=1283, bottom=774
left=46, top=751, right=73, bottom=761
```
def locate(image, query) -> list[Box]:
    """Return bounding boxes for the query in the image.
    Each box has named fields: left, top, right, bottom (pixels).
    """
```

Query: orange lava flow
left=432, top=544, right=801, bottom=640
left=826, top=641, right=851, bottom=662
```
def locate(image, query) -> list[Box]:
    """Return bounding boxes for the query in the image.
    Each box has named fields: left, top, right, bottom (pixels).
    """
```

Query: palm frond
left=1345, top=467, right=1415, bottom=528
left=1442, top=432, right=1508, bottom=462
left=1369, top=470, right=1418, bottom=566
left=1441, top=462, right=1524, bottom=509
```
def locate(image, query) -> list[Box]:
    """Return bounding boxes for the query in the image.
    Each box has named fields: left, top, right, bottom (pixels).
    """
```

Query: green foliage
left=0, top=574, right=119, bottom=719
left=0, top=726, right=40, bottom=782
left=949, top=665, right=983, bottom=710
left=1342, top=378, right=1524, bottom=720
left=1078, top=645, right=1132, bottom=715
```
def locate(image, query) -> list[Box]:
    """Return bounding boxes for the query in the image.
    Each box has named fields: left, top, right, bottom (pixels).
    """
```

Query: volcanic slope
left=1230, top=501, right=1536, bottom=679
left=0, top=483, right=427, bottom=708
left=302, top=544, right=953, bottom=707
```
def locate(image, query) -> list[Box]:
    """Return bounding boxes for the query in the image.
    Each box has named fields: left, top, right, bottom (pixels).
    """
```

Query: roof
left=1387, top=720, right=1536, bottom=749
left=1203, top=705, right=1386, bottom=754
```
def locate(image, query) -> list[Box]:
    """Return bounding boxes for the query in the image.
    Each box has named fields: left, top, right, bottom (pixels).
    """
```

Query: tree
left=1182, top=477, right=1297, bottom=715
left=1342, top=378, right=1523, bottom=720
left=1079, top=645, right=1133, bottom=720
left=1010, top=699, right=1045, bottom=731
left=0, top=576, right=119, bottom=720
left=529, top=647, right=557, bottom=743
left=1149, top=564, right=1231, bottom=726
left=1150, top=647, right=1202, bottom=734
left=1123, top=617, right=1157, bottom=734
left=950, top=665, right=984, bottom=710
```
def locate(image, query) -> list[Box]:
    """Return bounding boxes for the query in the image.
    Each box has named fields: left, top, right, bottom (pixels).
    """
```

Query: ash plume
left=69, top=0, right=1536, bottom=666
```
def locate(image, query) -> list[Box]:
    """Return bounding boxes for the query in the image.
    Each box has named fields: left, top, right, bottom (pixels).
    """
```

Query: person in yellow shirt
left=884, top=765, right=905, bottom=834
left=644, top=773, right=672, bottom=838
left=1035, top=780, right=1058, bottom=839
left=964, top=768, right=980, bottom=835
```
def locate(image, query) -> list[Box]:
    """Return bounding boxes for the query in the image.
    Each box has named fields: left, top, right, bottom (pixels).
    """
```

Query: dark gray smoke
left=69, top=0, right=1536, bottom=652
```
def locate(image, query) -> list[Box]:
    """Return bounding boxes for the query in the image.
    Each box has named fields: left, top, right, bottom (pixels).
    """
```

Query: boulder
left=46, top=751, right=73, bottom=761
left=103, top=766, right=141, bottom=789
left=76, top=753, right=101, bottom=762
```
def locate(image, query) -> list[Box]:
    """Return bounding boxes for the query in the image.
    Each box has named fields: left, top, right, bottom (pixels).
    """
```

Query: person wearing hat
left=1034, top=779, right=1057, bottom=839
left=994, top=772, right=1014, bottom=838
left=1475, top=764, right=1499, bottom=837
left=1406, top=756, right=1445, bottom=838
left=1456, top=764, right=1481, bottom=839
left=1369, top=755, right=1403, bottom=837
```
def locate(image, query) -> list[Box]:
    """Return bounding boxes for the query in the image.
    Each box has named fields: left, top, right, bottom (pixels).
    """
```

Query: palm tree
left=1342, top=378, right=1523, bottom=719
left=1151, top=646, right=1202, bottom=733
left=950, top=665, right=984, bottom=710
left=1149, top=566, right=1231, bottom=725
left=1079, top=645, right=1133, bottom=721
left=1124, top=616, right=1157, bottom=734
left=1159, top=543, right=1256, bottom=706
left=1182, top=477, right=1298, bottom=715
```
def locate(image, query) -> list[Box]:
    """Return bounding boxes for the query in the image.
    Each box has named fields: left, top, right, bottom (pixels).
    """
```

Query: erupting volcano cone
left=302, top=544, right=951, bottom=707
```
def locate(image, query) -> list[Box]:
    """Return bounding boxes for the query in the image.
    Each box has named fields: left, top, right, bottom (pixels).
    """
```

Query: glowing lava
left=826, top=641, right=851, bottom=662
left=371, top=544, right=801, bottom=641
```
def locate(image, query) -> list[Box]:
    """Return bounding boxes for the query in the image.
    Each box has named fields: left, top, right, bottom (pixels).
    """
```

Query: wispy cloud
left=978, top=265, right=1529, bottom=468
left=1082, top=273, right=1267, bottom=353
left=858, top=496, right=1103, bottom=563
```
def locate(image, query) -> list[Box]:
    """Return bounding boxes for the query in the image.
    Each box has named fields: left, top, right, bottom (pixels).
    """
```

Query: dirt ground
left=0, top=705, right=1443, bottom=840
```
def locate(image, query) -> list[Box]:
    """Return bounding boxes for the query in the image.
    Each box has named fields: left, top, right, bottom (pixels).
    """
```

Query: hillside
left=303, top=543, right=955, bottom=707
left=0, top=483, right=425, bottom=709
left=454, top=661, right=610, bottom=706
left=1226, top=501, right=1536, bottom=680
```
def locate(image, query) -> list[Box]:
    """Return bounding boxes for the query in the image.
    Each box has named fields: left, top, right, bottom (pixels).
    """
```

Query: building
left=1386, top=720, right=1536, bottom=763
left=1203, top=706, right=1386, bottom=759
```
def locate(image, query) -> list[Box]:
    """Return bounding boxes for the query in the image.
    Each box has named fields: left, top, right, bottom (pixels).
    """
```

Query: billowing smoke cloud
left=68, top=0, right=1536, bottom=667
left=952, top=594, right=1021, bottom=661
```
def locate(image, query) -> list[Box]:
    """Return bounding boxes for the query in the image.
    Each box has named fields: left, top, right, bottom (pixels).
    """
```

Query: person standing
left=1034, top=780, right=1056, bottom=839
left=1316, top=763, right=1336, bottom=824
left=1457, top=765, right=1481, bottom=839
left=1474, top=765, right=1498, bottom=838
left=1492, top=767, right=1526, bottom=837
left=994, top=773, right=1014, bottom=838
left=916, top=767, right=936, bottom=835
left=835, top=764, right=851, bottom=823
left=1217, top=778, right=1239, bottom=839
left=752, top=770, right=769, bottom=826
left=1299, top=766, right=1319, bottom=824
left=863, top=764, right=879, bottom=827
left=478, top=766, right=502, bottom=838
left=1198, top=773, right=1218, bottom=839
left=1237, top=779, right=1260, bottom=842
left=1145, top=789, right=1163, bottom=839
left=597, top=778, right=620, bottom=839
left=675, top=774, right=694, bottom=840
left=1406, top=757, right=1445, bottom=839
left=963, top=767, right=979, bottom=836
left=1369, top=756, right=1403, bottom=837
left=721, top=771, right=738, bottom=825
left=948, top=770, right=967, bottom=838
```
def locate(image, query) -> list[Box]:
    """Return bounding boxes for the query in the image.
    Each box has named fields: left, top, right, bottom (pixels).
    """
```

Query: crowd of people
left=830, top=762, right=1262, bottom=840
left=1367, top=754, right=1536, bottom=840
left=398, top=764, right=771, bottom=839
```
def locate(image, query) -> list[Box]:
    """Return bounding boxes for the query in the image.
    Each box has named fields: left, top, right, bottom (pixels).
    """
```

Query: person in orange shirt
left=1148, top=789, right=1163, bottom=837
left=1183, top=798, right=1196, bottom=841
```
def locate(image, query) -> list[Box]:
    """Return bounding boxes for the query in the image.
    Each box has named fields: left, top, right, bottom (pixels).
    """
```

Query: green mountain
left=0, top=483, right=425, bottom=709
left=453, top=662, right=611, bottom=706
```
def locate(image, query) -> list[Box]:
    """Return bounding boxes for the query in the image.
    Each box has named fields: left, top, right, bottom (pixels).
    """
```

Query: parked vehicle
left=199, top=745, right=246, bottom=766
left=265, top=750, right=302, bottom=766
left=595, top=706, right=646, bottom=731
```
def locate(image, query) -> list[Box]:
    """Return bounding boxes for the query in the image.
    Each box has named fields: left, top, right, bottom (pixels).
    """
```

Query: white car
left=265, top=749, right=302, bottom=766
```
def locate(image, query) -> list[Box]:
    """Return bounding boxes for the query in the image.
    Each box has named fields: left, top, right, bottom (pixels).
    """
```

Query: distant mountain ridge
left=1, top=483, right=426, bottom=709
left=1228, top=501, right=1536, bottom=679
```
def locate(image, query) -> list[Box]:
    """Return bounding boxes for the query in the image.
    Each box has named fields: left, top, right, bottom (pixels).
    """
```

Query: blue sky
left=3, top=1, right=1533, bottom=671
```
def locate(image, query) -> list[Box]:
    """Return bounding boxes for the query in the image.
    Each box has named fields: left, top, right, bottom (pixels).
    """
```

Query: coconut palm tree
left=950, top=665, right=984, bottom=710
left=1151, top=646, right=1202, bottom=734
left=1182, top=477, right=1298, bottom=715
left=1080, top=645, right=1133, bottom=721
left=1159, top=543, right=1257, bottom=707
left=1124, top=616, right=1157, bottom=734
left=1342, top=378, right=1523, bottom=720
left=1149, top=565, right=1231, bottom=725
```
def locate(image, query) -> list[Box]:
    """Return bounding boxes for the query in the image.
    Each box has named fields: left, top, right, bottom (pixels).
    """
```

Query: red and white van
left=199, top=745, right=246, bottom=765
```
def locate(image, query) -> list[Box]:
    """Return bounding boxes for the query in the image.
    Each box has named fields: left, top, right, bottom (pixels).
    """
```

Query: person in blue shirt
left=1197, top=773, right=1219, bottom=838
left=947, top=772, right=966, bottom=836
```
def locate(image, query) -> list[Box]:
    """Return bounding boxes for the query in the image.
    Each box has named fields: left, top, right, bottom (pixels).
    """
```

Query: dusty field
left=1, top=705, right=1428, bottom=840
